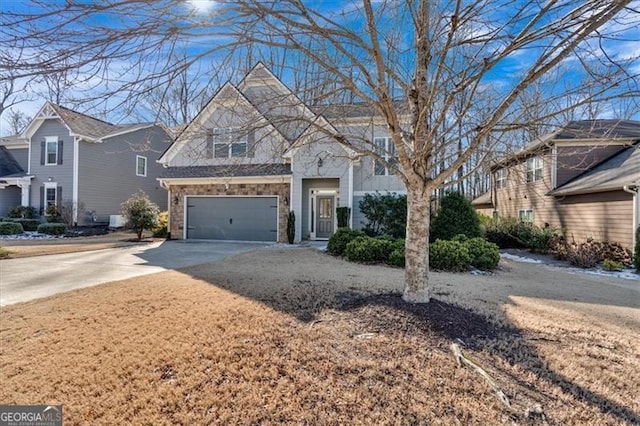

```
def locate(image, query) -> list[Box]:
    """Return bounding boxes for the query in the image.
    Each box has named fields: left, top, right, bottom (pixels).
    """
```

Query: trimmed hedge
left=484, top=217, right=557, bottom=251
left=0, top=222, right=24, bottom=235
left=327, top=228, right=366, bottom=256
left=465, top=237, right=500, bottom=270
left=37, top=223, right=67, bottom=235
left=7, top=219, right=41, bottom=232
left=345, top=236, right=393, bottom=263
left=429, top=239, right=471, bottom=272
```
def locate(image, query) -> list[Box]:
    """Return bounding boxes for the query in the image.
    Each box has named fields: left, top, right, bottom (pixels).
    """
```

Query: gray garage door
left=186, top=197, right=278, bottom=241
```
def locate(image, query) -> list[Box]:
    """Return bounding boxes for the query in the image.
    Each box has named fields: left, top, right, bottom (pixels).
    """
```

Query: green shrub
left=327, top=228, right=366, bottom=256
left=7, top=205, right=37, bottom=219
left=429, top=239, right=471, bottom=272
left=602, top=259, right=624, bottom=272
left=0, top=222, right=24, bottom=235
left=286, top=210, right=295, bottom=244
left=8, top=219, right=41, bottom=232
left=121, top=190, right=160, bottom=240
left=635, top=227, right=640, bottom=272
left=336, top=207, right=350, bottom=228
left=431, top=192, right=481, bottom=241
left=345, top=236, right=393, bottom=263
left=464, top=237, right=500, bottom=270
left=388, top=247, right=405, bottom=267
left=484, top=217, right=547, bottom=250
left=37, top=223, right=67, bottom=235
left=152, top=211, right=169, bottom=238
left=358, top=192, right=407, bottom=238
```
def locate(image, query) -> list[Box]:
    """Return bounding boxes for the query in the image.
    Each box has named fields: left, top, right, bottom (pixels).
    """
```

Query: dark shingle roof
left=494, top=119, right=640, bottom=169
left=51, top=104, right=117, bottom=139
left=0, top=146, right=26, bottom=177
left=161, top=163, right=291, bottom=179
left=551, top=143, right=640, bottom=195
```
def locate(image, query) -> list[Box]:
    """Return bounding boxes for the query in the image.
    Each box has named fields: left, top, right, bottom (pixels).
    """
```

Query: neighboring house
left=0, top=102, right=172, bottom=225
left=158, top=63, right=404, bottom=242
left=472, top=120, right=640, bottom=250
left=0, top=135, right=30, bottom=216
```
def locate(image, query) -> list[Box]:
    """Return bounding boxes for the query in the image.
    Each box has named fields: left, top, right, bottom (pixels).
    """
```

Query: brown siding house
left=472, top=120, right=640, bottom=250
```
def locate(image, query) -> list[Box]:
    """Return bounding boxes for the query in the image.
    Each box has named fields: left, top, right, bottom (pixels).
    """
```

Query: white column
left=19, top=182, right=30, bottom=206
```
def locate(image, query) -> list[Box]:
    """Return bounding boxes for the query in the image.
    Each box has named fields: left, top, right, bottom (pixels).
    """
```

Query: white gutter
left=623, top=183, right=639, bottom=250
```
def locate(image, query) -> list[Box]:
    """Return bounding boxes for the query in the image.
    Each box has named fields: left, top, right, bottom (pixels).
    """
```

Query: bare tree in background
left=1, top=0, right=639, bottom=302
left=4, top=109, right=31, bottom=134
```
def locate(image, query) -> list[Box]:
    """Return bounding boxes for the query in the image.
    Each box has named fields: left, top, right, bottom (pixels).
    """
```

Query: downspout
left=623, top=183, right=639, bottom=250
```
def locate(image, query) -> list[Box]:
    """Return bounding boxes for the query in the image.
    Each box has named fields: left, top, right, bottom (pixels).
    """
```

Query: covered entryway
left=186, top=196, right=279, bottom=242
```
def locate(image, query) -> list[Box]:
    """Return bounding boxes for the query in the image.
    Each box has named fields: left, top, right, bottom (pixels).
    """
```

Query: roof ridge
left=53, top=103, right=115, bottom=126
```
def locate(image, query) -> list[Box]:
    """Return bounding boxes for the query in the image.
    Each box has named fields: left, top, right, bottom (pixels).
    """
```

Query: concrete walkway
left=0, top=240, right=268, bottom=306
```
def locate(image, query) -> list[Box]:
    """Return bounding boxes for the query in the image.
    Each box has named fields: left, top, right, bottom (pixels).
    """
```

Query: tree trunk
left=403, top=184, right=432, bottom=303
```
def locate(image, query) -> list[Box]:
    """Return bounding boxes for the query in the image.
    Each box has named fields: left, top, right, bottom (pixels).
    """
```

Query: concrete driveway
left=0, top=240, right=268, bottom=306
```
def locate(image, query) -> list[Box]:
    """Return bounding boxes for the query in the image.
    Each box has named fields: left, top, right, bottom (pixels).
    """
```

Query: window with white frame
left=136, top=155, right=147, bottom=177
left=213, top=128, right=247, bottom=158
left=374, top=137, right=397, bottom=176
left=44, top=182, right=57, bottom=213
left=526, top=156, right=543, bottom=182
left=519, top=209, right=534, bottom=223
left=45, top=137, right=58, bottom=165
left=495, top=168, right=507, bottom=189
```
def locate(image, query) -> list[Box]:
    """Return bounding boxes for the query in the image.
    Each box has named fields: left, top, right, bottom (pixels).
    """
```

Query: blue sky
left=1, top=0, right=639, bottom=134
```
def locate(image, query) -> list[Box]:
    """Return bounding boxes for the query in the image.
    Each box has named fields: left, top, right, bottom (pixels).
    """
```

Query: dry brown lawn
left=0, top=232, right=153, bottom=258
left=1, top=248, right=638, bottom=425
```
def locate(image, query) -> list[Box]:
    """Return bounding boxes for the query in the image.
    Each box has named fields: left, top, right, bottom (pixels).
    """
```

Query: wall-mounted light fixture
left=284, top=195, right=290, bottom=206
left=317, top=157, right=324, bottom=168
left=173, top=195, right=179, bottom=205
left=47, top=177, right=53, bottom=182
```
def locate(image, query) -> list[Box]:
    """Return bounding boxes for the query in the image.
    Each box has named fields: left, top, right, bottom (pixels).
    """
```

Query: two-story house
left=158, top=63, right=405, bottom=242
left=0, top=102, right=172, bottom=225
left=473, top=120, right=640, bottom=250
left=0, top=134, right=30, bottom=216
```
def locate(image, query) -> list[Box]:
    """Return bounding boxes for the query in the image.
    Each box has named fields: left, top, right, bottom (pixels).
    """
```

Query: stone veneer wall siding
left=169, top=182, right=291, bottom=243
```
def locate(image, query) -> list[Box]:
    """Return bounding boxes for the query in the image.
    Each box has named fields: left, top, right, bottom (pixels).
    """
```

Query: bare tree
left=4, top=109, right=31, bottom=134
left=2, top=0, right=638, bottom=302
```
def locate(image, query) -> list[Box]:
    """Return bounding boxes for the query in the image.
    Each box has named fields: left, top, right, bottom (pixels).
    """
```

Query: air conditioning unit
left=109, top=215, right=126, bottom=228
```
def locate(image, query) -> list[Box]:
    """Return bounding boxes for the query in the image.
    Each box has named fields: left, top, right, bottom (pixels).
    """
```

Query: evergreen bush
left=430, top=192, right=481, bottom=241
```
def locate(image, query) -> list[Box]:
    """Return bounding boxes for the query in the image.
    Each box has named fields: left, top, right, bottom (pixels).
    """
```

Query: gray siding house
left=0, top=102, right=172, bottom=224
left=0, top=135, right=30, bottom=216
left=158, top=63, right=405, bottom=242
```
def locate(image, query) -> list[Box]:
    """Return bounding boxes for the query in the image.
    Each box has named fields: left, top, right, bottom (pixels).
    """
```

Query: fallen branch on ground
left=450, top=343, right=511, bottom=408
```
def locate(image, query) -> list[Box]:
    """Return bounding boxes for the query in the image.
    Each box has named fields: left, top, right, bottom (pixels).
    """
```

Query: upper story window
left=45, top=136, right=59, bottom=165
left=374, top=137, right=397, bottom=176
left=495, top=168, right=507, bottom=189
left=526, top=156, right=543, bottom=182
left=136, top=155, right=147, bottom=177
left=213, top=128, right=247, bottom=158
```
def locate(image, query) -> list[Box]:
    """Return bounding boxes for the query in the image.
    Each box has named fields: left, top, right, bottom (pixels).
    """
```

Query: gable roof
left=23, top=102, right=162, bottom=143
left=0, top=146, right=26, bottom=177
left=494, top=119, right=640, bottom=169
left=158, top=81, right=286, bottom=164
left=551, top=142, right=640, bottom=196
left=238, top=63, right=317, bottom=142
left=49, top=103, right=116, bottom=140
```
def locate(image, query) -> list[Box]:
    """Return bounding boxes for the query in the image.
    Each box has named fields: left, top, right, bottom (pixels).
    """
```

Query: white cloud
left=186, top=0, right=216, bottom=14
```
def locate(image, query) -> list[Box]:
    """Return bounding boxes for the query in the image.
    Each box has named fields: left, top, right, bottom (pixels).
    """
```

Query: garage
left=185, top=196, right=279, bottom=241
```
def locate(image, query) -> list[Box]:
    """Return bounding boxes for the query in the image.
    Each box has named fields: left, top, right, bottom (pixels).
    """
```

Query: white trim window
left=519, top=209, right=534, bottom=223
left=45, top=136, right=58, bottom=165
left=374, top=137, right=397, bottom=176
left=213, top=128, right=247, bottom=158
left=136, top=155, right=147, bottom=177
left=44, top=182, right=57, bottom=212
left=526, top=156, right=543, bottom=183
left=495, top=168, right=507, bottom=189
